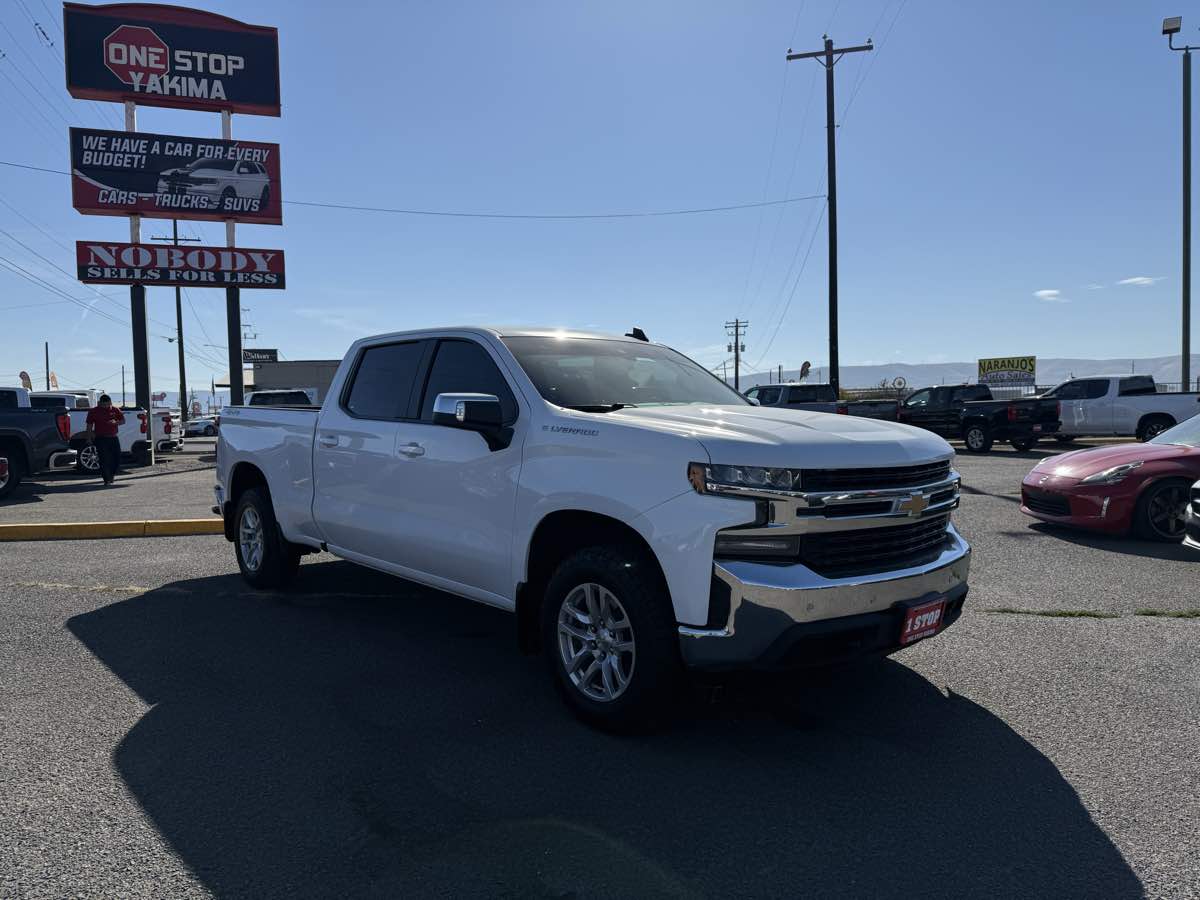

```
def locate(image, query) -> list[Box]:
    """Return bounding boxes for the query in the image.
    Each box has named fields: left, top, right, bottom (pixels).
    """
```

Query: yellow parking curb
left=0, top=519, right=224, bottom=541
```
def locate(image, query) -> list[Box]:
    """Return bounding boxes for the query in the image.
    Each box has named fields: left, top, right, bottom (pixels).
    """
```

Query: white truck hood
left=606, top=404, right=953, bottom=469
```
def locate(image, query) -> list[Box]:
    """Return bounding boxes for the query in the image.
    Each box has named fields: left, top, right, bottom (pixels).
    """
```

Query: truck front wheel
left=234, top=487, right=301, bottom=588
left=541, top=546, right=681, bottom=732
left=962, top=423, right=993, bottom=453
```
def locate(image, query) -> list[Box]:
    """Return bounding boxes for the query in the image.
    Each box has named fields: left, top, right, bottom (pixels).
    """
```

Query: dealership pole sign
left=77, top=240, right=285, bottom=288
left=71, top=127, right=282, bottom=224
left=978, top=356, right=1037, bottom=387
left=243, top=348, right=278, bottom=363
left=63, top=3, right=281, bottom=116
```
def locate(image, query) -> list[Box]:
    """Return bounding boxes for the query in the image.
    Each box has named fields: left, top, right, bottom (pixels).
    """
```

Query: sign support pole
left=125, top=99, right=153, bottom=466
left=222, top=109, right=244, bottom=406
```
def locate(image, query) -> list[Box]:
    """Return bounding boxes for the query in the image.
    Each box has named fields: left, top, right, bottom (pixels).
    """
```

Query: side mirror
left=432, top=393, right=511, bottom=450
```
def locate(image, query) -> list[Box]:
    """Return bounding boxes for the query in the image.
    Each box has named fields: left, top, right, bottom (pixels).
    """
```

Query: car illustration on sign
left=157, top=158, right=271, bottom=212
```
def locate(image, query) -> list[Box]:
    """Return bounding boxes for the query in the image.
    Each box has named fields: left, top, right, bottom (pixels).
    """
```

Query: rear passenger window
left=756, top=387, right=782, bottom=405
left=0, top=390, right=16, bottom=409
left=344, top=341, right=425, bottom=420
left=1118, top=377, right=1156, bottom=396
left=1081, top=379, right=1109, bottom=400
left=420, top=340, right=517, bottom=424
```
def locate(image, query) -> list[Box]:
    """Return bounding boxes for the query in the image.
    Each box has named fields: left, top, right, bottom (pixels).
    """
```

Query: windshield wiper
left=565, top=403, right=636, bottom=413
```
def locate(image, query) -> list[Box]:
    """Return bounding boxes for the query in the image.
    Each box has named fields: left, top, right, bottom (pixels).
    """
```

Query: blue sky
left=0, top=0, right=1196, bottom=396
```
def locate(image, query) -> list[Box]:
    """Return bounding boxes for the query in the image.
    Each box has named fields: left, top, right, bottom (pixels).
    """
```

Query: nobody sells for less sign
left=77, top=240, right=285, bottom=288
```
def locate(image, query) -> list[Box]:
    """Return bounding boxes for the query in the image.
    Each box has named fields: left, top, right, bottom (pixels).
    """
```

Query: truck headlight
left=1079, top=461, right=1143, bottom=485
left=688, top=462, right=799, bottom=494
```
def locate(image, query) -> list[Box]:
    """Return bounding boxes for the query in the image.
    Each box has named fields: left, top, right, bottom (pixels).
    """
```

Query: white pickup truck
left=1041, top=375, right=1200, bottom=442
left=30, top=392, right=179, bottom=472
left=215, top=327, right=971, bottom=728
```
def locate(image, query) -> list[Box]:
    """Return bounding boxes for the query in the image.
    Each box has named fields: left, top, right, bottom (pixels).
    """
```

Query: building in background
left=220, top=360, right=341, bottom=404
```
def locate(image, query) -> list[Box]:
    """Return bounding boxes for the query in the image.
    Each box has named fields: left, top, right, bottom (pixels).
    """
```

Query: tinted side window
left=905, top=389, right=932, bottom=408
left=0, top=390, right=16, bottom=409
left=420, top=340, right=517, bottom=424
left=963, top=385, right=990, bottom=401
left=1118, top=377, right=1156, bottom=396
left=1081, top=379, right=1110, bottom=400
left=344, top=341, right=425, bottom=420
left=756, top=387, right=782, bottom=405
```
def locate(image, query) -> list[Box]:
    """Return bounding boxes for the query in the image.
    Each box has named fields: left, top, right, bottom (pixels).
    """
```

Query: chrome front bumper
left=679, top=523, right=971, bottom=668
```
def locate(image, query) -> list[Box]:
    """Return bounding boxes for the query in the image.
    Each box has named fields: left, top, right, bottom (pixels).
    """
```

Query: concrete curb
left=0, top=519, right=224, bottom=542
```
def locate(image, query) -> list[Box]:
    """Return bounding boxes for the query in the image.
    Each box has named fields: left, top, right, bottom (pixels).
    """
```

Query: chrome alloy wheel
left=78, top=443, right=100, bottom=471
left=966, top=427, right=986, bottom=451
left=557, top=583, right=636, bottom=702
left=239, top=505, right=265, bottom=572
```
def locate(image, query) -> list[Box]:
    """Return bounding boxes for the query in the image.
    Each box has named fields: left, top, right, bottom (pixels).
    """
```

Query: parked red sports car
left=1021, top=414, right=1200, bottom=541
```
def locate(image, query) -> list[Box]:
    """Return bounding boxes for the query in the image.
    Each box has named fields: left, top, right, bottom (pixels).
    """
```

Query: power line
left=840, top=0, right=909, bottom=127
left=0, top=161, right=826, bottom=218
left=752, top=202, right=827, bottom=369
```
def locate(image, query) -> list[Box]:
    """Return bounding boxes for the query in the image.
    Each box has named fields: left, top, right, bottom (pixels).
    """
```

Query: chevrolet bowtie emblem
left=897, top=493, right=930, bottom=517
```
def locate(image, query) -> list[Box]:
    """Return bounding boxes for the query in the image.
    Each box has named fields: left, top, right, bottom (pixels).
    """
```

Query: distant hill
left=739, top=354, right=1200, bottom=391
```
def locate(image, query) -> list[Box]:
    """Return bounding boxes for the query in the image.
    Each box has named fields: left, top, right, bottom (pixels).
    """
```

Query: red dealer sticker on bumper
left=900, top=598, right=946, bottom=645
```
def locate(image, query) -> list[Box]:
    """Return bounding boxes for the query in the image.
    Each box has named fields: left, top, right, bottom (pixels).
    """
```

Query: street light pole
left=1165, top=17, right=1194, bottom=390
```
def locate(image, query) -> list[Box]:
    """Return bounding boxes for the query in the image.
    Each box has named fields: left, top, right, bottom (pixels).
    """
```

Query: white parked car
left=215, top=327, right=971, bottom=729
left=1186, top=479, right=1200, bottom=552
left=1042, top=375, right=1200, bottom=442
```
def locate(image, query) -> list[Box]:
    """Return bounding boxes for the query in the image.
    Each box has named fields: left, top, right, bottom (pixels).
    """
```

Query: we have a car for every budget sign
left=77, top=241, right=285, bottom=288
left=70, top=127, right=282, bottom=224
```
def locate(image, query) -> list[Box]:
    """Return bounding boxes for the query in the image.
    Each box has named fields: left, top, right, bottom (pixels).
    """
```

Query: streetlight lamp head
left=1164, top=16, right=1183, bottom=36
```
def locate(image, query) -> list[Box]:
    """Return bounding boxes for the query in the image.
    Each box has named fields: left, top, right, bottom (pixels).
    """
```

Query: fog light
left=714, top=532, right=800, bottom=558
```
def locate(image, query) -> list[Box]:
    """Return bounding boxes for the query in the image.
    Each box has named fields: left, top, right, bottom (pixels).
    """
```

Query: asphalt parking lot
left=1, top=441, right=1196, bottom=898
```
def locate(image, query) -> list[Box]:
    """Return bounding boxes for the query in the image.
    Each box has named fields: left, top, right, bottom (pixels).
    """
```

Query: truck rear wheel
left=234, top=487, right=301, bottom=589
left=962, top=423, right=993, bottom=453
left=1009, top=437, right=1037, bottom=452
left=0, top=454, right=20, bottom=501
left=1136, top=415, right=1174, bottom=442
left=541, top=546, right=681, bottom=732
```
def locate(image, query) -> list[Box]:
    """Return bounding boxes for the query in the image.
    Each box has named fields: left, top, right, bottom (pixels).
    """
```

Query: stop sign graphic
left=103, top=25, right=170, bottom=85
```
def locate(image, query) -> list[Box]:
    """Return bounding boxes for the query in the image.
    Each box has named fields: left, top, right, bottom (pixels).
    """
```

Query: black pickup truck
left=896, top=384, right=1061, bottom=453
left=0, top=404, right=75, bottom=500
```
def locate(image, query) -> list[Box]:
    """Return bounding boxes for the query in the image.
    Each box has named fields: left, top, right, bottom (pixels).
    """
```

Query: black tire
left=233, top=487, right=301, bottom=588
left=1136, top=415, right=1174, bottom=443
left=131, top=443, right=150, bottom=467
left=1053, top=435, right=1076, bottom=445
left=1132, top=479, right=1191, bottom=542
left=76, top=442, right=101, bottom=474
left=204, top=425, right=216, bottom=437
left=0, top=454, right=21, bottom=501
left=962, top=423, right=994, bottom=453
left=541, top=545, right=681, bottom=732
left=1009, top=437, right=1038, bottom=452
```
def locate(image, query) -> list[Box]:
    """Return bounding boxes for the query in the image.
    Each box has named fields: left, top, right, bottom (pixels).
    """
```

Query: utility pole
left=725, top=319, right=748, bottom=390
left=787, top=35, right=872, bottom=395
left=778, top=363, right=783, bottom=383
left=121, top=365, right=125, bottom=405
left=1165, top=17, right=1194, bottom=391
left=44, top=342, right=49, bottom=390
left=150, top=221, right=200, bottom=424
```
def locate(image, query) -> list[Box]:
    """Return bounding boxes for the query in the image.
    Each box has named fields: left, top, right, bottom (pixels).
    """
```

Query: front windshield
left=1152, top=413, right=1200, bottom=447
left=502, top=336, right=748, bottom=409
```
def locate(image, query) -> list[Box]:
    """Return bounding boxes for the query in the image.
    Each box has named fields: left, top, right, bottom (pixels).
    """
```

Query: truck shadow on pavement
left=67, top=560, right=1143, bottom=899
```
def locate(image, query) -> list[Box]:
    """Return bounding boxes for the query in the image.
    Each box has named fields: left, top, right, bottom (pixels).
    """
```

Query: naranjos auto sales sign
left=70, top=127, right=282, bottom=225
left=978, top=355, right=1037, bottom=386
left=63, top=3, right=281, bottom=116
left=76, top=240, right=285, bottom=289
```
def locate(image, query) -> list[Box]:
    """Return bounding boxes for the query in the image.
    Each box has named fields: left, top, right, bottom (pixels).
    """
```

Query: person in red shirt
left=85, top=394, right=125, bottom=485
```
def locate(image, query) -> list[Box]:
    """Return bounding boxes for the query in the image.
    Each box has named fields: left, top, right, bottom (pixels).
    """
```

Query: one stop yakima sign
left=103, top=24, right=169, bottom=85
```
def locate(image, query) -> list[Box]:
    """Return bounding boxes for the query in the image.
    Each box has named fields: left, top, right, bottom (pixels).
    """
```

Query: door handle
left=318, top=434, right=339, bottom=449
left=397, top=442, right=425, bottom=458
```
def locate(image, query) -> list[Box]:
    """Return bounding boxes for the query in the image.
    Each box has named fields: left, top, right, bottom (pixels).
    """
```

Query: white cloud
left=1034, top=289, right=1069, bottom=303
left=1116, top=276, right=1164, bottom=286
left=1084, top=283, right=1104, bottom=290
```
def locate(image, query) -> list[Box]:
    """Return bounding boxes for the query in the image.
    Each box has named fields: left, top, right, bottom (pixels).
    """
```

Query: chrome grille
left=800, top=514, right=952, bottom=577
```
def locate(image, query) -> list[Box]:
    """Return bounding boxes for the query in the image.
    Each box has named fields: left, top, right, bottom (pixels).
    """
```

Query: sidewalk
left=2, top=438, right=218, bottom=525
